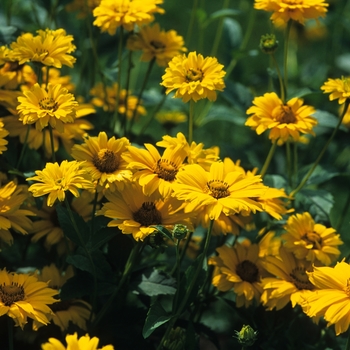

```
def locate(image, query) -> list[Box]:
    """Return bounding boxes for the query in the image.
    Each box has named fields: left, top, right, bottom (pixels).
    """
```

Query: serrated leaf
left=143, top=300, right=171, bottom=338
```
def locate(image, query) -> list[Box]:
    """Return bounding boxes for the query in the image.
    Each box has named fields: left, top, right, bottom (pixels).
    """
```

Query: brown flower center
left=154, top=159, right=178, bottom=181
left=0, top=283, right=25, bottom=306
left=302, top=232, right=322, bottom=250
left=150, top=40, right=166, bottom=50
left=236, top=260, right=259, bottom=283
left=206, top=180, right=230, bottom=199
left=276, top=105, right=296, bottom=124
left=186, top=68, right=203, bottom=82
left=39, top=97, right=58, bottom=111
left=290, top=266, right=314, bottom=290
left=133, top=202, right=162, bottom=227
left=92, top=149, right=120, bottom=173
left=345, top=279, right=350, bottom=297
left=284, top=0, right=303, bottom=4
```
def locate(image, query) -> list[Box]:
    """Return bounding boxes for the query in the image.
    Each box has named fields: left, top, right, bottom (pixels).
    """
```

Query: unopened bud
left=260, top=34, right=278, bottom=54
left=234, top=325, right=258, bottom=347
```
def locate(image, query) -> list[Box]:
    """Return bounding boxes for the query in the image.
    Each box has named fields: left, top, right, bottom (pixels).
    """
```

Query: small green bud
left=260, top=34, right=278, bottom=54
left=172, top=224, right=189, bottom=240
left=234, top=325, right=258, bottom=347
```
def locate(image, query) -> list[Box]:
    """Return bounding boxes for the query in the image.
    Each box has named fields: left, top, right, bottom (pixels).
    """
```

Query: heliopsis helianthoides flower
left=0, top=268, right=58, bottom=328
left=123, top=143, right=188, bottom=197
left=302, top=261, right=350, bottom=335
left=27, top=160, right=95, bottom=207
left=36, top=264, right=91, bottom=331
left=245, top=92, right=317, bottom=145
left=0, top=181, right=35, bottom=244
left=254, top=0, right=328, bottom=27
left=258, top=187, right=292, bottom=220
left=161, top=51, right=226, bottom=102
left=90, top=82, right=146, bottom=118
left=41, top=332, right=114, bottom=350
left=127, top=23, right=187, bottom=67
left=97, top=182, right=191, bottom=241
left=17, top=83, right=78, bottom=132
left=258, top=231, right=282, bottom=258
left=260, top=246, right=314, bottom=310
left=0, top=121, right=8, bottom=154
left=172, top=161, right=268, bottom=220
left=321, top=76, right=350, bottom=104
left=93, top=0, right=164, bottom=34
left=71, top=132, right=133, bottom=191
left=208, top=243, right=266, bottom=307
left=11, top=28, right=76, bottom=68
left=281, top=212, right=342, bottom=265
left=156, top=110, right=187, bottom=127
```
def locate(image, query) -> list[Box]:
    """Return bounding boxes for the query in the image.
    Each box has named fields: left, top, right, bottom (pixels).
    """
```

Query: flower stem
left=16, top=125, right=30, bottom=169
left=188, top=100, right=195, bottom=144
left=48, top=124, right=56, bottom=163
left=8, top=317, right=13, bottom=350
left=259, top=140, right=278, bottom=177
left=290, top=99, right=350, bottom=198
left=186, top=0, right=199, bottom=47
left=283, top=21, right=292, bottom=100
left=271, top=53, right=285, bottom=103
left=211, top=0, right=230, bottom=57
left=286, top=140, right=292, bottom=186
left=90, top=189, right=99, bottom=236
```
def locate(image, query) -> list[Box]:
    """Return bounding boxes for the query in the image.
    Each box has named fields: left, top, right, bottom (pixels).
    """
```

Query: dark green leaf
left=313, top=110, right=348, bottom=133
left=223, top=18, right=242, bottom=50
left=87, top=227, right=117, bottom=252
left=0, top=26, right=18, bottom=44
left=203, top=9, right=240, bottom=28
left=142, top=300, right=171, bottom=338
left=60, top=271, right=93, bottom=300
left=300, top=165, right=339, bottom=186
left=198, top=105, right=246, bottom=126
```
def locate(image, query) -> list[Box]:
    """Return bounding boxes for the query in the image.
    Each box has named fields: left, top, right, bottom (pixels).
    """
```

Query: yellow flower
left=90, top=82, right=146, bottom=118
left=93, top=0, right=164, bottom=34
left=302, top=261, right=350, bottom=335
left=245, top=92, right=317, bottom=145
left=281, top=212, right=342, bottom=265
left=342, top=104, right=350, bottom=128
left=261, top=247, right=314, bottom=310
left=123, top=142, right=188, bottom=197
left=97, top=182, right=191, bottom=241
left=0, top=268, right=58, bottom=328
left=161, top=51, right=226, bottom=103
left=27, top=160, right=95, bottom=207
left=258, top=231, right=282, bottom=258
left=17, top=83, right=78, bottom=132
left=258, top=187, right=291, bottom=220
left=127, top=23, right=187, bottom=67
left=11, top=29, right=76, bottom=68
left=71, top=132, right=133, bottom=191
left=172, top=161, right=268, bottom=220
left=155, top=110, right=187, bottom=126
left=254, top=0, right=328, bottom=27
left=321, top=77, right=350, bottom=104
left=41, top=332, right=114, bottom=350
left=208, top=243, right=265, bottom=307
left=0, top=121, right=8, bottom=154
left=0, top=181, right=35, bottom=245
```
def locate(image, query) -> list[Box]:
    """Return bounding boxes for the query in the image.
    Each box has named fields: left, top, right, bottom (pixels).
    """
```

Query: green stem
left=290, top=99, right=350, bottom=198
left=188, top=100, right=195, bottom=144
left=293, top=141, right=298, bottom=187
left=286, top=140, right=292, bottom=186
left=271, top=53, right=285, bottom=102
left=186, top=0, right=199, bottom=46
left=346, top=328, right=350, bottom=350
left=211, top=0, right=230, bottom=57
left=259, top=140, right=278, bottom=177
left=48, top=124, right=56, bottom=163
left=16, top=125, right=30, bottom=169
left=336, top=183, right=350, bottom=232
left=283, top=21, right=292, bottom=100
left=90, top=189, right=99, bottom=236
left=178, top=230, right=194, bottom=267
left=8, top=317, right=13, bottom=350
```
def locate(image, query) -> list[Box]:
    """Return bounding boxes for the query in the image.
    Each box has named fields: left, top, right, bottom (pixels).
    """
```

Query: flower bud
left=260, top=34, right=278, bottom=54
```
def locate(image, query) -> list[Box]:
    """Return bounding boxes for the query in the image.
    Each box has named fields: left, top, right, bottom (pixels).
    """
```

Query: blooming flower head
left=17, top=83, right=78, bottom=132
left=71, top=132, right=133, bottom=191
left=281, top=212, right=342, bottom=265
left=245, top=92, right=317, bottom=145
left=41, top=332, right=114, bottom=350
left=254, top=0, right=328, bottom=27
left=127, top=23, right=187, bottom=67
left=172, top=161, right=268, bottom=220
left=93, top=0, right=164, bottom=34
left=161, top=51, right=226, bottom=103
left=0, top=181, right=35, bottom=244
left=0, top=121, right=8, bottom=154
left=11, top=29, right=76, bottom=68
left=208, top=243, right=265, bottom=307
left=0, top=268, right=58, bottom=328
left=321, top=77, right=350, bottom=104
left=27, top=160, right=95, bottom=207
left=97, top=182, right=191, bottom=241
left=302, top=261, right=350, bottom=335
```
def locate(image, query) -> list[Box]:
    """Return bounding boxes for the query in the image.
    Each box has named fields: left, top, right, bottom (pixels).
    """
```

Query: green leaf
left=60, top=271, right=93, bottom=300
left=223, top=18, right=242, bottom=50
left=221, top=80, right=253, bottom=110
left=151, top=225, right=174, bottom=241
left=198, top=105, right=246, bottom=126
left=203, top=9, right=240, bottom=28
left=142, top=300, right=171, bottom=338
left=264, top=174, right=288, bottom=189
left=299, top=165, right=339, bottom=186
left=313, top=110, right=348, bottom=133
left=132, top=268, right=176, bottom=296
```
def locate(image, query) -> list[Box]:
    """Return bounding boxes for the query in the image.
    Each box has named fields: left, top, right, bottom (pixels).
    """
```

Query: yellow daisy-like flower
left=161, top=51, right=226, bottom=103
left=71, top=132, right=133, bottom=191
left=41, top=332, right=114, bottom=350
left=208, top=243, right=265, bottom=308
left=27, top=160, right=95, bottom=207
left=281, top=212, right=342, bottom=265
left=172, top=161, right=268, bottom=220
left=302, top=261, right=350, bottom=335
left=261, top=247, right=314, bottom=310
left=17, top=83, right=78, bottom=132
left=254, top=0, right=328, bottom=27
left=93, top=0, right=164, bottom=34
left=0, top=181, right=35, bottom=245
left=245, top=92, right=317, bottom=145
left=123, top=143, right=187, bottom=197
left=11, top=29, right=76, bottom=68
left=321, top=77, right=350, bottom=104
left=155, top=110, right=187, bottom=126
left=97, top=182, right=191, bottom=241
left=0, top=121, right=9, bottom=154
left=127, top=23, right=187, bottom=67
left=0, top=268, right=58, bottom=329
